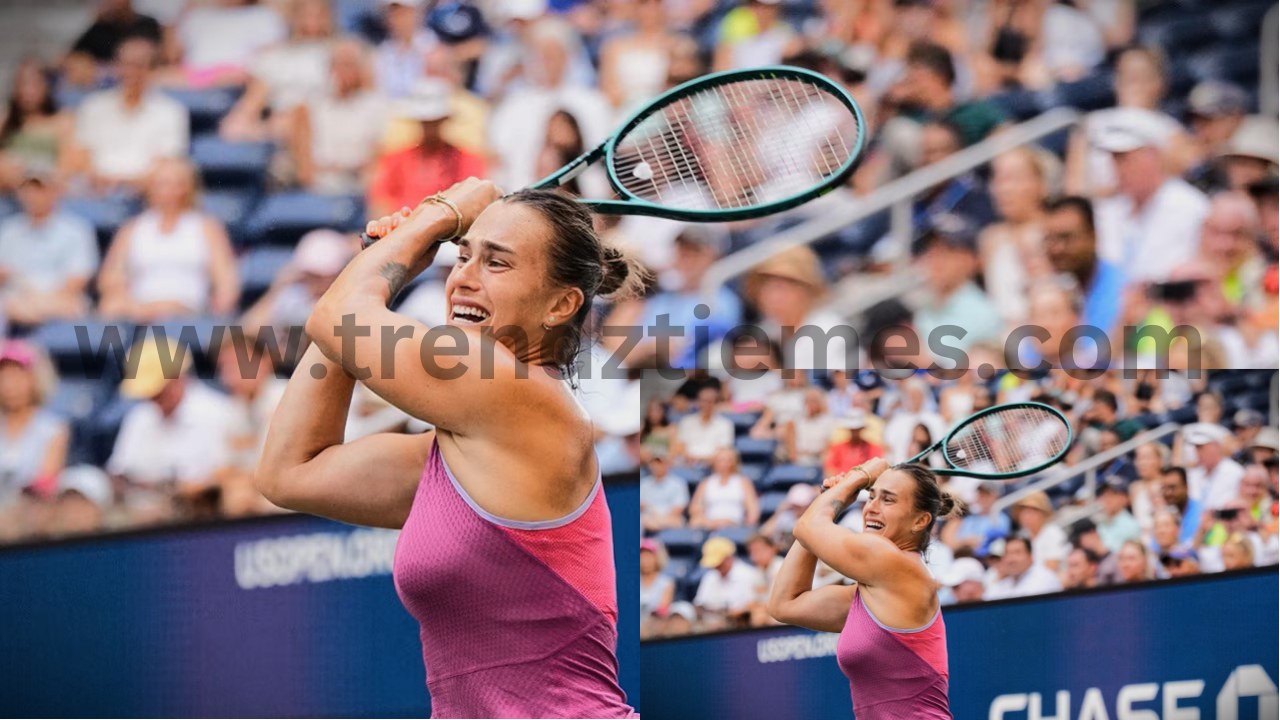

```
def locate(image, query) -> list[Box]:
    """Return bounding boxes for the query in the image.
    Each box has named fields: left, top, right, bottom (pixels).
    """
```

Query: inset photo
left=640, top=368, right=1277, bottom=719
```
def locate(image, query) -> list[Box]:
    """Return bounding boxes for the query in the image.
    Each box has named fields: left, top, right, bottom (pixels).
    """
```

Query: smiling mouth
left=864, top=519, right=885, bottom=532
left=450, top=306, right=491, bottom=325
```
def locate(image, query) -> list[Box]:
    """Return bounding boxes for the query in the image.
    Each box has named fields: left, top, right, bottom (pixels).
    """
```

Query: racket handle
left=359, top=231, right=379, bottom=249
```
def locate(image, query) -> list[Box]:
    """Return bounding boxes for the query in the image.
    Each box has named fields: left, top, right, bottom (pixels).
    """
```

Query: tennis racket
left=906, top=402, right=1073, bottom=479
left=360, top=65, right=866, bottom=247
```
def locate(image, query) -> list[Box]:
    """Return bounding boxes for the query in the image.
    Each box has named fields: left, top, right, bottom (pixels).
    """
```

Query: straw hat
left=743, top=245, right=828, bottom=305
left=1011, top=491, right=1053, bottom=516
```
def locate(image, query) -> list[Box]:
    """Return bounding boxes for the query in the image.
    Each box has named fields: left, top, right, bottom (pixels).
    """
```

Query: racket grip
left=359, top=232, right=379, bottom=249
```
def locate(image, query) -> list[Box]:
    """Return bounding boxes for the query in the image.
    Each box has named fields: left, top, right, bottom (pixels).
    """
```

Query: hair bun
left=596, top=242, right=648, bottom=300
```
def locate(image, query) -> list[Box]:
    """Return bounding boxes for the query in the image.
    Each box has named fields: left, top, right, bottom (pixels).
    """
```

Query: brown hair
left=892, top=463, right=967, bottom=552
left=503, top=189, right=647, bottom=378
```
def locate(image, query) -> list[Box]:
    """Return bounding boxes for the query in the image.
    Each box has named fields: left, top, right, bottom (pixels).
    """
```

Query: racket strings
left=944, top=407, right=1070, bottom=475
left=611, top=77, right=859, bottom=211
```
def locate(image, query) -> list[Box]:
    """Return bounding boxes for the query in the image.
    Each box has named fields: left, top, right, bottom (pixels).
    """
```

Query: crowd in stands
left=640, top=369, right=1278, bottom=638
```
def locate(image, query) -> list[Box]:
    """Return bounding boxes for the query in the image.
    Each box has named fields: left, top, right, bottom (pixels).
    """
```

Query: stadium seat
left=656, top=527, right=707, bottom=558
left=663, top=558, right=693, bottom=584
left=1046, top=71, right=1116, bottom=113
left=739, top=462, right=768, bottom=485
left=722, top=412, right=761, bottom=436
left=677, top=565, right=707, bottom=603
left=761, top=464, right=823, bottom=492
left=1209, top=1, right=1276, bottom=41
left=0, top=194, right=16, bottom=220
left=60, top=194, right=140, bottom=251
left=672, top=464, right=709, bottom=488
left=1188, top=43, right=1262, bottom=86
left=162, top=87, right=240, bottom=135
left=201, top=189, right=258, bottom=246
left=80, top=394, right=139, bottom=468
left=47, top=379, right=108, bottom=422
left=29, top=319, right=138, bottom=378
left=759, top=490, right=789, bottom=521
left=239, top=246, right=295, bottom=309
left=1140, top=14, right=1221, bottom=53
left=735, top=437, right=777, bottom=464
left=711, top=525, right=756, bottom=548
left=146, top=316, right=233, bottom=378
left=190, top=135, right=272, bottom=192
left=244, top=192, right=365, bottom=246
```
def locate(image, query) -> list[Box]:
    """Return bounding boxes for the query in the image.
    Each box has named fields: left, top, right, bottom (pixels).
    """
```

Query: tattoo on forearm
left=379, top=262, right=411, bottom=297
left=828, top=498, right=849, bottom=514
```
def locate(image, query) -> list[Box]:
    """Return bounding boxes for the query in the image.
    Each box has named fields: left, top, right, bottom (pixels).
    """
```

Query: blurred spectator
left=639, top=538, right=675, bottom=617
left=380, top=46, right=492, bottom=158
left=604, top=226, right=740, bottom=369
left=1129, top=441, right=1170, bottom=536
left=824, top=409, right=884, bottom=477
left=1160, top=546, right=1201, bottom=578
left=780, top=388, right=835, bottom=465
left=289, top=38, right=387, bottom=194
left=1149, top=507, right=1185, bottom=562
left=759, top=482, right=817, bottom=548
left=67, top=36, right=188, bottom=192
left=47, top=466, right=111, bottom=537
left=689, top=448, right=759, bottom=530
left=641, top=397, right=676, bottom=458
left=1161, top=466, right=1204, bottom=547
left=219, top=0, right=335, bottom=142
left=241, top=228, right=356, bottom=351
left=1196, top=498, right=1266, bottom=572
left=1196, top=192, right=1266, bottom=316
left=1184, top=81, right=1251, bottom=192
left=367, top=78, right=486, bottom=219
left=983, top=536, right=1063, bottom=600
left=214, top=333, right=285, bottom=518
left=750, top=373, right=810, bottom=440
left=692, top=536, right=755, bottom=623
left=911, top=213, right=1003, bottom=357
left=0, top=60, right=72, bottom=193
left=939, top=556, right=987, bottom=604
left=1092, top=108, right=1209, bottom=284
left=166, top=0, right=288, bottom=88
left=713, top=0, right=801, bottom=72
left=662, top=600, right=697, bottom=637
left=474, top=0, right=596, bottom=101
left=0, top=166, right=99, bottom=326
left=1082, top=389, right=1141, bottom=444
left=640, top=451, right=689, bottom=532
left=743, top=246, right=849, bottom=370
left=882, top=378, right=946, bottom=463
left=487, top=18, right=610, bottom=190
left=1185, top=425, right=1245, bottom=510
left=63, top=0, right=162, bottom=87
left=98, top=157, right=240, bottom=321
left=1215, top=117, right=1279, bottom=194
left=1070, top=518, right=1121, bottom=585
left=1221, top=533, right=1256, bottom=571
left=598, top=0, right=678, bottom=112
left=674, top=386, right=734, bottom=464
left=374, top=0, right=438, bottom=99
left=939, top=480, right=1009, bottom=557
left=1011, top=491, right=1070, bottom=572
left=1042, top=196, right=1125, bottom=335
left=980, top=147, right=1056, bottom=325
left=745, top=533, right=782, bottom=627
left=106, top=337, right=238, bottom=525
left=1095, top=477, right=1141, bottom=553
left=1115, top=538, right=1151, bottom=583
left=1238, top=464, right=1273, bottom=521
left=0, top=341, right=68, bottom=505
left=1062, top=547, right=1100, bottom=590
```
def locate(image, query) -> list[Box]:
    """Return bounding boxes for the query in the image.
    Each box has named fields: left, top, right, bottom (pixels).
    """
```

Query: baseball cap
left=1187, top=81, right=1249, bottom=118
left=667, top=600, right=697, bottom=623
left=1091, top=108, right=1169, bottom=153
left=940, top=557, right=985, bottom=587
left=838, top=409, right=867, bottom=430
left=1095, top=475, right=1128, bottom=497
left=1233, top=408, right=1265, bottom=429
left=293, top=229, right=356, bottom=277
left=1251, top=427, right=1279, bottom=452
left=0, top=340, right=38, bottom=369
left=674, top=224, right=729, bottom=256
left=430, top=3, right=486, bottom=43
left=58, top=466, right=112, bottom=508
left=699, top=536, right=737, bottom=568
left=1184, top=422, right=1230, bottom=446
left=18, top=159, right=56, bottom=186
left=120, top=337, right=191, bottom=400
left=399, top=78, right=453, bottom=122
left=784, top=483, right=819, bottom=507
left=976, top=481, right=1001, bottom=495
left=1011, top=491, right=1053, bottom=515
left=502, top=0, right=546, bottom=21
left=640, top=538, right=660, bottom=554
left=912, top=212, right=979, bottom=256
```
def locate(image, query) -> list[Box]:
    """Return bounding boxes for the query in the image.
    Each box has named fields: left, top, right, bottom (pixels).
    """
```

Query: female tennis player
left=768, top=458, right=963, bottom=719
left=256, top=178, right=639, bottom=718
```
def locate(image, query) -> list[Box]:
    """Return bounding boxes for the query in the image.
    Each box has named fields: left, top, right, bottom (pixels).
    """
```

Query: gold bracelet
left=420, top=193, right=463, bottom=240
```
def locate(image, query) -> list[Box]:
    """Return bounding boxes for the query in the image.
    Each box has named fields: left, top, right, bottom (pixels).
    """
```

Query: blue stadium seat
left=191, top=135, right=272, bottom=191
left=735, top=437, right=777, bottom=463
left=723, top=412, right=761, bottom=436
left=1188, top=43, right=1262, bottom=86
left=0, top=194, right=17, bottom=220
left=672, top=464, right=709, bottom=486
left=201, top=189, right=258, bottom=245
left=146, top=316, right=233, bottom=379
left=1046, top=71, right=1116, bottom=113
left=663, top=559, right=692, bottom=584
left=739, top=462, right=768, bottom=485
left=1140, top=14, right=1221, bottom=53
left=987, top=88, right=1043, bottom=122
left=29, top=319, right=138, bottom=377
left=162, top=87, right=240, bottom=135
left=677, top=565, right=707, bottom=603
left=761, top=464, right=822, bottom=491
left=60, top=194, right=139, bottom=250
left=54, top=85, right=93, bottom=110
left=80, top=394, right=139, bottom=468
left=711, top=525, right=756, bottom=549
left=759, top=490, right=789, bottom=521
left=244, top=192, right=365, bottom=246
left=47, top=379, right=108, bottom=422
left=239, top=246, right=295, bottom=309
left=1210, top=1, right=1276, bottom=41
left=656, top=527, right=707, bottom=558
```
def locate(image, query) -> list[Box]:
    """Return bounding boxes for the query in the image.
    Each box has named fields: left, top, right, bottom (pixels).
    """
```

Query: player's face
left=862, top=470, right=928, bottom=547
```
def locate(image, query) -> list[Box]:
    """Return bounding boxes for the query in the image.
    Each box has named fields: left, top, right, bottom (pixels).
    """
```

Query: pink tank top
left=836, top=588, right=951, bottom=719
left=393, top=441, right=637, bottom=719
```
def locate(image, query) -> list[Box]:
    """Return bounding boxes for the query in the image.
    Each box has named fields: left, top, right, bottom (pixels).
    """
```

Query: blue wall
left=641, top=568, right=1278, bottom=720
left=0, top=480, right=639, bottom=717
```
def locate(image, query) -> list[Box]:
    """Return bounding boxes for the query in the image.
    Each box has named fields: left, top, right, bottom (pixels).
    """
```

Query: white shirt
left=127, top=210, right=211, bottom=311
left=693, top=559, right=757, bottom=613
left=700, top=474, right=749, bottom=525
left=1028, top=524, right=1072, bottom=567
left=487, top=85, right=613, bottom=191
left=983, top=562, right=1063, bottom=601
left=677, top=413, right=735, bottom=461
left=1188, top=458, right=1246, bottom=510
left=1094, top=178, right=1208, bottom=282
left=881, top=411, right=947, bottom=463
left=251, top=40, right=332, bottom=112
left=75, top=89, right=188, bottom=181
left=107, top=382, right=238, bottom=486
left=177, top=5, right=286, bottom=71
